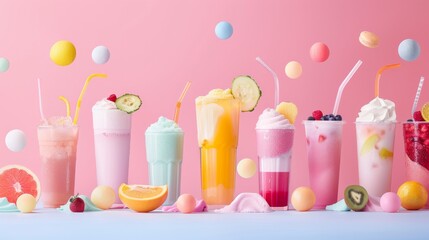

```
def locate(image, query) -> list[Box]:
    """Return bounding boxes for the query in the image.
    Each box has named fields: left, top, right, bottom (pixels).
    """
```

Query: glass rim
left=402, top=121, right=429, bottom=124
left=37, top=124, right=79, bottom=129
left=354, top=121, right=397, bottom=125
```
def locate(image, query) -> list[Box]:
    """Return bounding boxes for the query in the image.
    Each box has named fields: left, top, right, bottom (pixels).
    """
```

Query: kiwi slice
left=344, top=185, right=369, bottom=211
left=231, top=75, right=262, bottom=112
left=115, top=94, right=142, bottom=114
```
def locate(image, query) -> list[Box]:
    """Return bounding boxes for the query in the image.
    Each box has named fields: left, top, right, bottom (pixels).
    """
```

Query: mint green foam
left=146, top=117, right=183, bottom=133
left=0, top=198, right=19, bottom=212
left=58, top=195, right=101, bottom=212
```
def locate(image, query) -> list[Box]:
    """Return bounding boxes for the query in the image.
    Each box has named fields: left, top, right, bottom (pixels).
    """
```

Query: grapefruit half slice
left=119, top=184, right=167, bottom=212
left=0, top=165, right=41, bottom=204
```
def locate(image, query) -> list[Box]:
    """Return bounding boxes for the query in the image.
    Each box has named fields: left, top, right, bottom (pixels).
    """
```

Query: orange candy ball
left=291, top=187, right=316, bottom=211
left=176, top=194, right=196, bottom=214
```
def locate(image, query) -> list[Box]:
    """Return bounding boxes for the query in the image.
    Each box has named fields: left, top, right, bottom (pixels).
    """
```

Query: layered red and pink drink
left=256, top=108, right=294, bottom=208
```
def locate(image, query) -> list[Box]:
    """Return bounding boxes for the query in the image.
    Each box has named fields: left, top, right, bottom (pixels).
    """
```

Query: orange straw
left=58, top=96, right=71, bottom=117
left=374, top=64, right=400, bottom=97
left=174, top=81, right=192, bottom=123
left=73, top=73, right=108, bottom=125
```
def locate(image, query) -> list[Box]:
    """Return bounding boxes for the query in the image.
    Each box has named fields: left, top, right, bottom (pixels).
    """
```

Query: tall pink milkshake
left=304, top=120, right=343, bottom=209
left=256, top=109, right=294, bottom=208
left=93, top=98, right=131, bottom=202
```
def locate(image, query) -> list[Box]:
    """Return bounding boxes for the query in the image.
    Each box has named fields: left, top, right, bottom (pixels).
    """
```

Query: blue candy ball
left=398, top=39, right=420, bottom=62
left=215, top=21, right=233, bottom=40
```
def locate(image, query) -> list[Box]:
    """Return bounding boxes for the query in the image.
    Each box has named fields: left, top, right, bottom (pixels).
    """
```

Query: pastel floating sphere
left=0, top=57, right=10, bottom=72
left=285, top=61, right=302, bottom=79
left=291, top=187, right=316, bottom=211
left=16, top=193, right=36, bottom=213
left=92, top=45, right=110, bottom=64
left=91, top=185, right=116, bottom=210
left=380, top=192, right=401, bottom=213
left=310, top=42, right=330, bottom=62
left=176, top=194, right=196, bottom=214
left=215, top=21, right=233, bottom=40
left=50, top=40, right=76, bottom=66
left=398, top=39, right=420, bottom=62
left=5, top=129, right=27, bottom=152
left=237, top=158, right=256, bottom=179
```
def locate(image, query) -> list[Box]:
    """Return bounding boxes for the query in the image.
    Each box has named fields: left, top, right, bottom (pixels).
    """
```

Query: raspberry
left=413, top=111, right=424, bottom=121
left=107, top=94, right=117, bottom=102
left=312, top=110, right=323, bottom=120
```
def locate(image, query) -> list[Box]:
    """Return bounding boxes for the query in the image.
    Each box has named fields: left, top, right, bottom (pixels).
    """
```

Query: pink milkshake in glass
left=256, top=108, right=294, bottom=208
left=37, top=117, right=79, bottom=208
left=304, top=113, right=343, bottom=209
left=92, top=96, right=136, bottom=202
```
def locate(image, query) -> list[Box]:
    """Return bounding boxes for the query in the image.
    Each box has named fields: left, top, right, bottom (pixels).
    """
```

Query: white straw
left=37, top=78, right=47, bottom=123
left=333, top=60, right=363, bottom=115
left=411, top=76, right=425, bottom=116
left=256, top=57, right=279, bottom=108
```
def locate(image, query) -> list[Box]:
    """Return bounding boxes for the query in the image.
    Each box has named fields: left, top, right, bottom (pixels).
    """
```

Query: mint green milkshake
left=145, top=117, right=184, bottom=205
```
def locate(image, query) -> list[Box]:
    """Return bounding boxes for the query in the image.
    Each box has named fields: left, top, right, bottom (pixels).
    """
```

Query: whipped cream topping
left=256, top=108, right=294, bottom=129
left=146, top=117, right=183, bottom=133
left=356, top=97, right=396, bottom=122
left=92, top=98, right=117, bottom=111
left=215, top=193, right=273, bottom=213
left=195, top=88, right=234, bottom=104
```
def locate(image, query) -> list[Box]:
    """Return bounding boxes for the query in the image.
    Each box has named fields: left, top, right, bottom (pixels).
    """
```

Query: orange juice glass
left=196, top=89, right=240, bottom=205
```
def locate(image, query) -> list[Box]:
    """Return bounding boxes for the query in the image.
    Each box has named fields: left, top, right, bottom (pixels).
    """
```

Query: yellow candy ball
left=237, top=158, right=257, bottom=178
left=285, top=61, right=302, bottom=79
left=50, top=40, right=76, bottom=66
left=91, top=185, right=116, bottom=210
left=16, top=194, right=36, bottom=213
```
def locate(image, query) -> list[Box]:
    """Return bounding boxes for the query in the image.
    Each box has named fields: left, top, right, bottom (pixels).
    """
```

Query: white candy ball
left=5, top=129, right=27, bottom=152
left=92, top=45, right=110, bottom=64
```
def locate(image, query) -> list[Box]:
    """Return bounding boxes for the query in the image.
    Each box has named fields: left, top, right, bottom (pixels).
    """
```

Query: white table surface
left=1, top=208, right=428, bottom=240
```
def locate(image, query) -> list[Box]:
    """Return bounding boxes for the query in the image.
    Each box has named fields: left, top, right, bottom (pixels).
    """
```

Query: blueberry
left=335, top=115, right=342, bottom=121
left=407, top=119, right=414, bottom=122
left=322, top=115, right=329, bottom=120
left=308, top=116, right=315, bottom=121
left=328, top=116, right=335, bottom=121
left=329, top=114, right=335, bottom=118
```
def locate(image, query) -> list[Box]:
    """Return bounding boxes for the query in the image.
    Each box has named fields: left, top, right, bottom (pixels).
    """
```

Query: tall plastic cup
left=145, top=117, right=184, bottom=206
left=92, top=107, right=131, bottom=202
left=356, top=122, right=396, bottom=197
left=304, top=121, right=343, bottom=209
left=256, top=128, right=294, bottom=208
left=403, top=121, right=429, bottom=206
left=37, top=122, right=79, bottom=208
left=196, top=96, right=240, bottom=205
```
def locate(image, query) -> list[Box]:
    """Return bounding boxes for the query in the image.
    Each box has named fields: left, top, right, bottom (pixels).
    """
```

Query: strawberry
left=69, top=194, right=85, bottom=213
left=107, top=94, right=117, bottom=102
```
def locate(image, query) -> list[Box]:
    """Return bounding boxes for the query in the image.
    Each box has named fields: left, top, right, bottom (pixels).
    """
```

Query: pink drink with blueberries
left=304, top=111, right=343, bottom=209
left=256, top=108, right=294, bottom=208
left=403, top=121, right=429, bottom=206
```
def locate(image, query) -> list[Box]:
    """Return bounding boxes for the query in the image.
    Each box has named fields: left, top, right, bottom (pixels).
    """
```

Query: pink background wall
left=1, top=0, right=429, bottom=200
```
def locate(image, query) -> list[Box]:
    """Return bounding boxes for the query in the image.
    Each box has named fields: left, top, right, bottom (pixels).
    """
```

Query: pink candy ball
left=310, top=42, right=330, bottom=62
left=380, top=192, right=401, bottom=213
left=176, top=194, right=196, bottom=214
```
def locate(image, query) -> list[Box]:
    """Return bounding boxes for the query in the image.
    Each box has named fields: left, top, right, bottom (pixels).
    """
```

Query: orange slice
left=118, top=184, right=167, bottom=212
left=422, top=102, right=429, bottom=122
left=379, top=147, right=393, bottom=159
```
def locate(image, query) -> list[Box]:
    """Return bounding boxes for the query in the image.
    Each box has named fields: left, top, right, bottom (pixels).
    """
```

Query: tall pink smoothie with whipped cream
left=256, top=108, right=294, bottom=208
left=92, top=94, right=141, bottom=202
left=356, top=97, right=396, bottom=197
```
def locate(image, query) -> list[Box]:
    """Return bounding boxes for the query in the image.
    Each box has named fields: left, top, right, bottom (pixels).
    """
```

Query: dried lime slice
left=116, top=94, right=142, bottom=114
left=231, top=76, right=261, bottom=112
